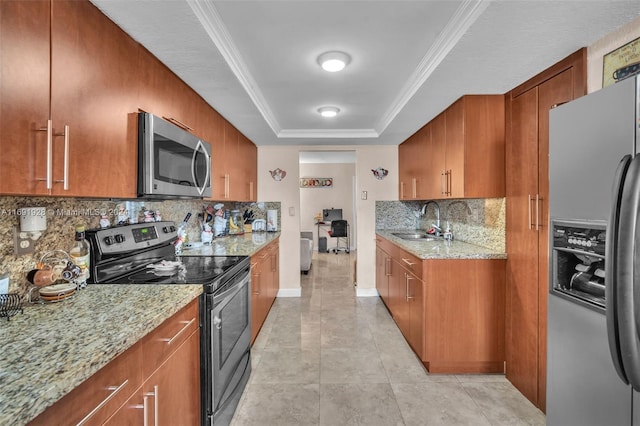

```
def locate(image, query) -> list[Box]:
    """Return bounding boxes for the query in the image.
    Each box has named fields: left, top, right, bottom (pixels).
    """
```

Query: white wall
left=299, top=162, right=355, bottom=251
left=258, top=145, right=398, bottom=296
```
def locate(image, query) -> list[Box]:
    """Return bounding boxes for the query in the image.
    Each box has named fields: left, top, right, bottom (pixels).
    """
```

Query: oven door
left=207, top=266, right=251, bottom=424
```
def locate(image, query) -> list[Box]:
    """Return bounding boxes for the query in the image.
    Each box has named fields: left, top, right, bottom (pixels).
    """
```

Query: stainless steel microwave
left=138, top=112, right=212, bottom=199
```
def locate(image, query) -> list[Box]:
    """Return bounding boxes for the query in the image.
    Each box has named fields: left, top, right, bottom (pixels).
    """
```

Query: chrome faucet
left=421, top=201, right=441, bottom=236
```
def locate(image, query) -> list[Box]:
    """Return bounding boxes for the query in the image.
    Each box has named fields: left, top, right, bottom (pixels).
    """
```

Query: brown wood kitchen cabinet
left=376, top=236, right=505, bottom=373
left=375, top=245, right=391, bottom=303
left=29, top=298, right=200, bottom=426
left=398, top=95, right=505, bottom=200
left=398, top=125, right=429, bottom=200
left=250, top=238, right=280, bottom=344
left=505, top=48, right=586, bottom=411
left=1, top=0, right=139, bottom=198
left=211, top=120, right=257, bottom=202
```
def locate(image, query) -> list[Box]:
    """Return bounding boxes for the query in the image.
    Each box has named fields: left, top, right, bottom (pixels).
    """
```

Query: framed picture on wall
left=300, top=177, right=333, bottom=188
left=603, top=36, right=640, bottom=87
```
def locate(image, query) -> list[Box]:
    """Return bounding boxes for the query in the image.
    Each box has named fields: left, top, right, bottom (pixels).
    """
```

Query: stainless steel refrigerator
left=547, top=74, right=640, bottom=425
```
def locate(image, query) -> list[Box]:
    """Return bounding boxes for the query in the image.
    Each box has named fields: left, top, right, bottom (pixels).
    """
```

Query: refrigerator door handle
left=607, top=154, right=635, bottom=387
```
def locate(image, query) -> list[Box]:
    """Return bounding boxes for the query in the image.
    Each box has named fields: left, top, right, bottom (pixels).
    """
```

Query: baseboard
left=277, top=288, right=302, bottom=298
left=356, top=287, right=379, bottom=297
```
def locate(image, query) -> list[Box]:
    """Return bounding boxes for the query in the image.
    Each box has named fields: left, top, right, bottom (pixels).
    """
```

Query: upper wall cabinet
left=1, top=0, right=140, bottom=198
left=398, top=124, right=429, bottom=200
left=210, top=120, right=257, bottom=202
left=399, top=95, right=505, bottom=200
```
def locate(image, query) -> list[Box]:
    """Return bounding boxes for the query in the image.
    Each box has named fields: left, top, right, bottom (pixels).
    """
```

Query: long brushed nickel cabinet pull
left=37, top=120, right=53, bottom=189
left=54, top=125, right=69, bottom=190
left=528, top=194, right=533, bottom=230
left=441, top=171, right=446, bottom=195
left=160, top=317, right=196, bottom=345
left=163, top=116, right=193, bottom=132
left=76, top=379, right=129, bottom=425
left=535, top=194, right=541, bottom=231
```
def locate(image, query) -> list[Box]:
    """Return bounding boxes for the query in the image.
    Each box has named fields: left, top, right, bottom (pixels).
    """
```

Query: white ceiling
left=91, top=0, right=640, bottom=146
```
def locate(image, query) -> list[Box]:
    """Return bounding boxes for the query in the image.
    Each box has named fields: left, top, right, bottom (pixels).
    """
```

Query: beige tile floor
left=231, top=251, right=546, bottom=426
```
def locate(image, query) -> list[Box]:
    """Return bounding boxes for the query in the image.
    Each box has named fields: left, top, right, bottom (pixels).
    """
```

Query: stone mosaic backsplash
left=0, top=196, right=280, bottom=296
left=375, top=198, right=505, bottom=252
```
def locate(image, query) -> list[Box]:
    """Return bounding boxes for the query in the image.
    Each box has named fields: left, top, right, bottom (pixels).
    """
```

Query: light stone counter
left=0, top=284, right=202, bottom=425
left=376, top=230, right=507, bottom=260
left=181, top=231, right=280, bottom=257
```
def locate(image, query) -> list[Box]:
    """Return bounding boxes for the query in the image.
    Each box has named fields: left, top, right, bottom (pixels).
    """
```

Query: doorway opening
left=298, top=150, right=357, bottom=253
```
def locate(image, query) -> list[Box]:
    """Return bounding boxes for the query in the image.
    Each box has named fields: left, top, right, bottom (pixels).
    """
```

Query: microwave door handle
left=606, top=154, right=632, bottom=385
left=192, top=140, right=211, bottom=196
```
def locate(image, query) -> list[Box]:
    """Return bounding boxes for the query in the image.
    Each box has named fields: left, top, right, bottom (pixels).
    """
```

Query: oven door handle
left=213, top=270, right=250, bottom=304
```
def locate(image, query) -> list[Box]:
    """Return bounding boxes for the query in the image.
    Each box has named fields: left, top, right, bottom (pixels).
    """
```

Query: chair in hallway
left=327, top=220, right=350, bottom=254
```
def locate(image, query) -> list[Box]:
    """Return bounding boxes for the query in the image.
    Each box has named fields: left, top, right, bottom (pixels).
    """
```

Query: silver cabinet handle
left=401, top=258, right=416, bottom=266
left=385, top=257, right=391, bottom=276
left=446, top=170, right=452, bottom=196
left=163, top=116, right=193, bottom=131
left=160, top=318, right=195, bottom=345
left=224, top=173, right=230, bottom=199
left=76, top=379, right=129, bottom=426
left=535, top=194, right=541, bottom=231
left=143, top=385, right=159, bottom=426
left=441, top=171, right=446, bottom=195
left=412, top=177, right=417, bottom=198
left=528, top=194, right=533, bottom=230
left=37, top=119, right=53, bottom=189
left=54, top=124, right=69, bottom=190
left=406, top=274, right=415, bottom=301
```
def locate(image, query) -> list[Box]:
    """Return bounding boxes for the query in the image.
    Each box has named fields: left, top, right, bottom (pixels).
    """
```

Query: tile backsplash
left=0, top=196, right=280, bottom=296
left=375, top=198, right=505, bottom=252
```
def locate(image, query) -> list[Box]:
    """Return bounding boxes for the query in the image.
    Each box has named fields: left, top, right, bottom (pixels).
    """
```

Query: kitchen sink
left=391, top=232, right=437, bottom=241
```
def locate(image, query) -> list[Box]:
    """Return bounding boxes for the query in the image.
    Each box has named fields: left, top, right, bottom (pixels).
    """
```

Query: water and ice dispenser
left=551, top=220, right=606, bottom=310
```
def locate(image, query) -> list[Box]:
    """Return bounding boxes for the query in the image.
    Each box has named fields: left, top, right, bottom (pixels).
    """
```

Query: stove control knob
left=115, top=234, right=125, bottom=244
left=104, top=236, right=115, bottom=245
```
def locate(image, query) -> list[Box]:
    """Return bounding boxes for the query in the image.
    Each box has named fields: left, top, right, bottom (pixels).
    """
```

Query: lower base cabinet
left=376, top=237, right=505, bottom=374
left=29, top=299, right=200, bottom=426
left=250, top=239, right=280, bottom=345
left=104, top=330, right=200, bottom=425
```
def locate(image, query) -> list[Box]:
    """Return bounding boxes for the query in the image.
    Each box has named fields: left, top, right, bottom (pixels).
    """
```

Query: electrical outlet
left=361, top=191, right=368, bottom=200
left=13, top=226, right=34, bottom=256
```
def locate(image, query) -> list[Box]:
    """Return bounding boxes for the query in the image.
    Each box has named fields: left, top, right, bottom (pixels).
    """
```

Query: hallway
left=231, top=251, right=545, bottom=425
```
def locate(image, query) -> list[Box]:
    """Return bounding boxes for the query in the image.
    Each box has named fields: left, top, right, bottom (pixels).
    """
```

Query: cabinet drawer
left=377, top=236, right=423, bottom=279
left=29, top=342, right=143, bottom=426
left=141, top=298, right=200, bottom=377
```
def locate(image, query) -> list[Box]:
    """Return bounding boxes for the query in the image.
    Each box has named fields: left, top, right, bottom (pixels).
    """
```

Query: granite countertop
left=180, top=231, right=280, bottom=256
left=0, top=284, right=202, bottom=426
left=376, top=230, right=507, bottom=260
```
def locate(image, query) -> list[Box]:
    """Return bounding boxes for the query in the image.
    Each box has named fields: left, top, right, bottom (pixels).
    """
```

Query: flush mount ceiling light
left=318, top=106, right=340, bottom=118
left=317, top=51, right=351, bottom=72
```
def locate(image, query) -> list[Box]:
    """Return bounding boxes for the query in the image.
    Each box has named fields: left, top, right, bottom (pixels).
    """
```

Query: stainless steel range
left=86, top=221, right=251, bottom=426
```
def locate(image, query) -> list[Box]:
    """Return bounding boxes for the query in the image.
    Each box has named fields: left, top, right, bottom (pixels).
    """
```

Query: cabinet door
left=375, top=246, right=390, bottom=303
left=106, top=331, right=201, bottom=426
left=389, top=260, right=410, bottom=338
left=238, top=133, right=257, bottom=202
left=206, top=109, right=227, bottom=200
left=506, top=86, right=540, bottom=404
left=535, top=68, right=575, bottom=410
left=426, top=112, right=446, bottom=199
left=444, top=98, right=465, bottom=198
left=398, top=129, right=426, bottom=200
left=0, top=0, right=51, bottom=195
left=50, top=0, right=139, bottom=197
left=407, top=272, right=424, bottom=359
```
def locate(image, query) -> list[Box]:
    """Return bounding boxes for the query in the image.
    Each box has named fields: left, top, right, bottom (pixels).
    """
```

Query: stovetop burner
left=123, top=255, right=246, bottom=284
left=85, top=221, right=248, bottom=290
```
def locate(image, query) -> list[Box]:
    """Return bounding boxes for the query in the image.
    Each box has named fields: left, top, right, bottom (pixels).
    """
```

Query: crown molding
left=278, top=129, right=379, bottom=139
left=375, top=0, right=490, bottom=134
left=187, top=0, right=282, bottom=134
